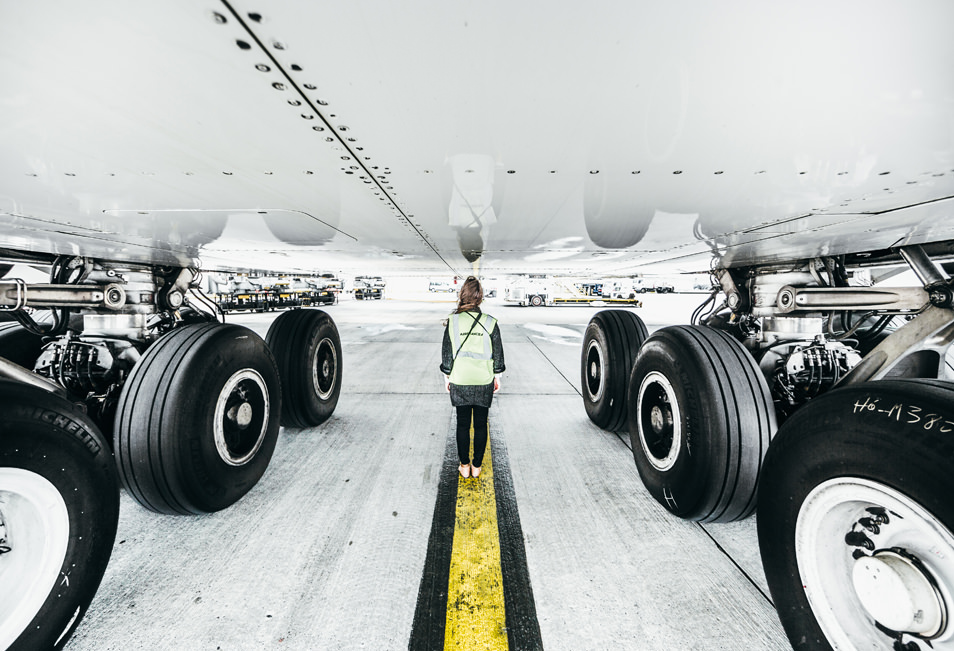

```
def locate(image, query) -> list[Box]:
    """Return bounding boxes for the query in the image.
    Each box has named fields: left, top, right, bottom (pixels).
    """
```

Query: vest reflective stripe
left=448, top=312, right=496, bottom=385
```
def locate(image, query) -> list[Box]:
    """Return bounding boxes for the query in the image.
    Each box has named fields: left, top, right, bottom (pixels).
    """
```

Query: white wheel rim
left=584, top=338, right=605, bottom=403
left=312, top=336, right=337, bottom=401
left=0, top=467, right=70, bottom=648
left=213, top=368, right=270, bottom=466
left=797, top=477, right=954, bottom=649
left=636, top=371, right=681, bottom=471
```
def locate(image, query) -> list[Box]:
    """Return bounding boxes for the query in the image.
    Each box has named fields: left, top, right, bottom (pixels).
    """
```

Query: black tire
left=0, top=322, right=45, bottom=369
left=581, top=310, right=648, bottom=431
left=758, top=379, right=954, bottom=651
left=265, top=308, right=342, bottom=427
left=529, top=295, right=544, bottom=307
left=113, top=323, right=281, bottom=514
left=628, top=325, right=775, bottom=522
left=0, top=380, right=119, bottom=651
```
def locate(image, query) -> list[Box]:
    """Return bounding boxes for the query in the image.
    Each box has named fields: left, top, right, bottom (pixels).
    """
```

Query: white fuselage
left=1, top=0, right=952, bottom=277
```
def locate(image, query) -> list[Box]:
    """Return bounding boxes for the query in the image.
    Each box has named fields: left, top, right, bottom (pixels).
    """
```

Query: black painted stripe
left=408, top=427, right=459, bottom=650
left=490, top=428, right=544, bottom=650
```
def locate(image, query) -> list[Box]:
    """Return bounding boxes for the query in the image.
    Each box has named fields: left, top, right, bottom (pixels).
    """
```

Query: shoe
left=470, top=464, right=481, bottom=478
left=458, top=464, right=471, bottom=478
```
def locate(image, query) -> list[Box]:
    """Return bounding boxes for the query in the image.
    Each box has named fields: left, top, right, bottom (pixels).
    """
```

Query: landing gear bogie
left=0, top=255, right=346, bottom=648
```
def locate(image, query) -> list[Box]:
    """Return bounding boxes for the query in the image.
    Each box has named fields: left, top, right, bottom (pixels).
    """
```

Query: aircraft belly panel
left=0, top=0, right=952, bottom=274
left=0, top=0, right=454, bottom=273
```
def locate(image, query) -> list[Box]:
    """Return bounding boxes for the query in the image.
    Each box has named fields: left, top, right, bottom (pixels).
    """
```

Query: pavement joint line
left=525, top=336, right=582, bottom=398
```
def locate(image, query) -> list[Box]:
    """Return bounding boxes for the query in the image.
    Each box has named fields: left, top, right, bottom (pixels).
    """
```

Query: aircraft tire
left=0, top=380, right=119, bottom=651
left=628, top=325, right=774, bottom=522
left=758, top=379, right=954, bottom=651
left=0, top=322, right=44, bottom=369
left=114, top=323, right=281, bottom=514
left=581, top=310, right=648, bottom=431
left=266, top=308, right=342, bottom=427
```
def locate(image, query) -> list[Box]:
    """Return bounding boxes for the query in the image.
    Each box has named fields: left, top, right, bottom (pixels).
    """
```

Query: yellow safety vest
left=448, top=312, right=496, bottom=385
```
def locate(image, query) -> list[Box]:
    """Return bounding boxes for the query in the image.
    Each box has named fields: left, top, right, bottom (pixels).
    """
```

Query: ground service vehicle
left=314, top=273, right=343, bottom=303
left=506, top=277, right=641, bottom=306
left=1, top=2, right=953, bottom=649
left=599, top=278, right=639, bottom=300
left=210, top=275, right=335, bottom=312
left=504, top=276, right=552, bottom=306
left=428, top=279, right=456, bottom=293
left=633, top=277, right=674, bottom=294
left=353, top=276, right=386, bottom=300
left=304, top=275, right=339, bottom=306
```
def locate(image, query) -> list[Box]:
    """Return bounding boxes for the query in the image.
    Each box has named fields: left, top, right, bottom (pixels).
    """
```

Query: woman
left=440, top=276, right=505, bottom=478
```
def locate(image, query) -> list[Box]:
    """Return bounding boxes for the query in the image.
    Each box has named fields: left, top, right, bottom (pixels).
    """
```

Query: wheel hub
left=584, top=340, right=604, bottom=402
left=227, top=402, right=254, bottom=429
left=796, top=478, right=954, bottom=649
left=214, top=369, right=269, bottom=466
left=637, top=371, right=680, bottom=471
left=0, top=469, right=70, bottom=649
left=852, top=550, right=946, bottom=638
left=313, top=337, right=337, bottom=400
left=649, top=405, right=669, bottom=434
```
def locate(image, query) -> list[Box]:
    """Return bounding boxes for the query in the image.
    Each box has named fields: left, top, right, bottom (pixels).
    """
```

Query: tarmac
left=63, top=292, right=791, bottom=650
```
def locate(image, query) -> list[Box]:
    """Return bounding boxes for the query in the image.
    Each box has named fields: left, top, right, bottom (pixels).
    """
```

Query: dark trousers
left=455, top=405, right=489, bottom=467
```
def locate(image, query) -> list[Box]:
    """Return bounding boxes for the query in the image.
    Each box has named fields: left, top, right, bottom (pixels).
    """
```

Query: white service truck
left=505, top=276, right=641, bottom=306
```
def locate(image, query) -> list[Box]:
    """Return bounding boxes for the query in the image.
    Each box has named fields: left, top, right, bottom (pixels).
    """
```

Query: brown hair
left=455, top=276, right=483, bottom=313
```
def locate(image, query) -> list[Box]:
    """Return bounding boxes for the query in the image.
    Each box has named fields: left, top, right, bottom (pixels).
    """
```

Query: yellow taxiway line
left=444, top=435, right=508, bottom=649
left=410, top=416, right=541, bottom=650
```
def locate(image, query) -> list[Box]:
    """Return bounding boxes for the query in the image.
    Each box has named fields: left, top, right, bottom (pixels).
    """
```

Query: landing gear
left=627, top=325, right=775, bottom=522
left=0, top=380, right=119, bottom=651
left=581, top=310, right=647, bottom=431
left=759, top=379, right=954, bottom=650
left=578, top=248, right=954, bottom=647
left=0, top=255, right=346, bottom=646
left=113, top=323, right=281, bottom=514
left=266, top=308, right=342, bottom=427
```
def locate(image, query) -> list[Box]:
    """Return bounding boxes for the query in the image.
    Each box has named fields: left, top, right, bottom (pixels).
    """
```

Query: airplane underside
left=2, top=1, right=954, bottom=649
